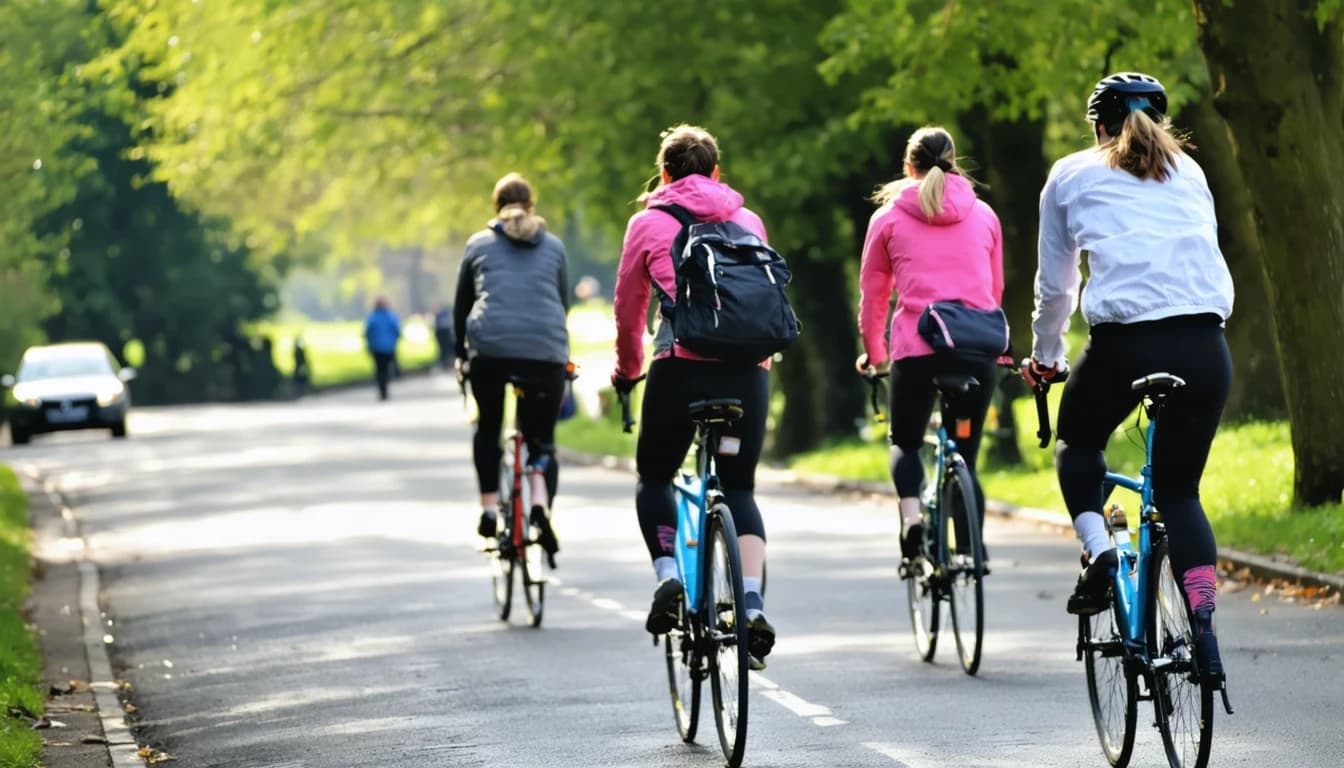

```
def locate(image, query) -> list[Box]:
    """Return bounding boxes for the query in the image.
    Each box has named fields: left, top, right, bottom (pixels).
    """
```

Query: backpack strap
left=647, top=204, right=697, bottom=319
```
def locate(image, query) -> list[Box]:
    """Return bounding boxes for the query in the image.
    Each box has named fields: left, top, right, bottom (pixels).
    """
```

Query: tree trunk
left=1179, top=91, right=1286, bottom=420
left=962, top=108, right=1049, bottom=465
left=773, top=234, right=866, bottom=456
left=1193, top=1, right=1344, bottom=505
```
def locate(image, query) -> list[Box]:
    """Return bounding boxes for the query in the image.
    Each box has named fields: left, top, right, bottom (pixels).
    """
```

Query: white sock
left=482, top=508, right=497, bottom=520
left=1073, top=511, right=1113, bottom=558
left=899, top=497, right=923, bottom=529
left=654, top=557, right=678, bottom=582
left=742, top=576, right=762, bottom=596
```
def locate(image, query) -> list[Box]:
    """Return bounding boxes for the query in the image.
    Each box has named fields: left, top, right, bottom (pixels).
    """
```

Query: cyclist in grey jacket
left=454, top=173, right=571, bottom=559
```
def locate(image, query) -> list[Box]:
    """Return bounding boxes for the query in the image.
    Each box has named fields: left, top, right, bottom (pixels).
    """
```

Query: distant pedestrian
left=432, top=303, right=455, bottom=370
left=292, top=336, right=310, bottom=397
left=364, top=296, right=401, bottom=401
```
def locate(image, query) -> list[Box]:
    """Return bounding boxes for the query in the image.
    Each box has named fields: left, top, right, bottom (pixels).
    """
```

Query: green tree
left=0, top=1, right=91, bottom=368
left=1192, top=0, right=1344, bottom=505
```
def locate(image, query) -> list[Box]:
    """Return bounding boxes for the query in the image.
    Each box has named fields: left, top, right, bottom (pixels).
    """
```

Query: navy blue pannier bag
left=917, top=300, right=1010, bottom=356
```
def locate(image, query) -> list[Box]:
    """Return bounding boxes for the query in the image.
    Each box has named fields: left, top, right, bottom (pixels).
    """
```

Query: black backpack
left=651, top=204, right=801, bottom=364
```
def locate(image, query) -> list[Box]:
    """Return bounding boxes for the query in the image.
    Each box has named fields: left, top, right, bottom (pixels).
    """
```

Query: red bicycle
left=484, top=365, right=575, bottom=627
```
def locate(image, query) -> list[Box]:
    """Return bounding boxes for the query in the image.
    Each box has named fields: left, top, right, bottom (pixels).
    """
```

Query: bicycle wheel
left=1082, top=609, right=1137, bottom=766
left=905, top=517, right=940, bottom=662
left=491, top=453, right=516, bottom=620
left=1149, top=539, right=1214, bottom=768
left=664, top=604, right=702, bottom=742
left=705, top=506, right=749, bottom=768
left=943, top=460, right=984, bottom=675
left=520, top=522, right=546, bottom=628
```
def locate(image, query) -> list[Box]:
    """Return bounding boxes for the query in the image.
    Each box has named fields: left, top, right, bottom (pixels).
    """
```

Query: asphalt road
left=6, top=374, right=1343, bottom=768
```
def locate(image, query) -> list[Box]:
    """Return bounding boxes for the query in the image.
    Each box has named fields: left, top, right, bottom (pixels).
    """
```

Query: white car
left=2, top=342, right=136, bottom=445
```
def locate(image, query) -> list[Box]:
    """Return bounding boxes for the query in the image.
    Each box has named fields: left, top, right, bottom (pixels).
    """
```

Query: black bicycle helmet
left=1086, top=72, right=1167, bottom=135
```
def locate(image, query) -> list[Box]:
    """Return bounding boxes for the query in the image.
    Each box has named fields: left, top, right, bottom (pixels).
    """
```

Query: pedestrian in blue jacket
left=364, top=297, right=401, bottom=401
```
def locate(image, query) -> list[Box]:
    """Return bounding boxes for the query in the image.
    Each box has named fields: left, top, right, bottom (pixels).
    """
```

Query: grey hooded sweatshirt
left=453, top=206, right=570, bottom=364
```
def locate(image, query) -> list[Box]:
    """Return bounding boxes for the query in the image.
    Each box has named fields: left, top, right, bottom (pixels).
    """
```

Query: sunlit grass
left=0, top=467, right=41, bottom=767
left=793, top=397, right=1344, bottom=574
left=251, top=319, right=438, bottom=390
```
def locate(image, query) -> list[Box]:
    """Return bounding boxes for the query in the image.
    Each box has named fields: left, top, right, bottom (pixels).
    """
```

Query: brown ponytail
left=1102, top=110, right=1192, bottom=182
left=872, top=126, right=962, bottom=220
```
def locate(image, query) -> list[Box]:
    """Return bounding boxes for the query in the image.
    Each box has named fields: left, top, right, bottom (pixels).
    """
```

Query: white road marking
left=862, top=741, right=920, bottom=767
left=591, top=597, right=624, bottom=611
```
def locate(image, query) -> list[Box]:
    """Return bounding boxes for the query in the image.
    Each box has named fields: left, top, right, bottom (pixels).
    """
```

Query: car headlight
left=97, top=386, right=125, bottom=406
left=11, top=386, right=40, bottom=408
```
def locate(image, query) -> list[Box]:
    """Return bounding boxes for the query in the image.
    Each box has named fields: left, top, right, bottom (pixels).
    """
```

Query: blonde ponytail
left=918, top=166, right=947, bottom=220
left=871, top=125, right=962, bottom=219
left=1104, top=110, right=1192, bottom=182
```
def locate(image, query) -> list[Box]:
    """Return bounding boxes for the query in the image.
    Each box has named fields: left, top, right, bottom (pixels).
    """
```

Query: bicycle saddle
left=1129, top=372, right=1186, bottom=394
left=932, top=374, right=980, bottom=395
left=687, top=398, right=743, bottom=424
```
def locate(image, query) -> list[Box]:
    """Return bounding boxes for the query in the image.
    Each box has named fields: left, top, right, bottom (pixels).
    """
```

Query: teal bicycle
left=619, top=386, right=751, bottom=768
left=1033, top=370, right=1233, bottom=768
left=862, top=369, right=987, bottom=675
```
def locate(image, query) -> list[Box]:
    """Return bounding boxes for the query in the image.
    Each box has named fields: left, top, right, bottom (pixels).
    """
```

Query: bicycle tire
left=1082, top=609, right=1137, bottom=766
left=491, top=440, right=523, bottom=622
left=705, top=506, right=750, bottom=768
left=664, top=606, right=702, bottom=742
left=943, top=460, right=984, bottom=675
left=1149, top=538, right=1214, bottom=768
left=520, top=545, right=546, bottom=627
left=905, top=517, right=940, bottom=662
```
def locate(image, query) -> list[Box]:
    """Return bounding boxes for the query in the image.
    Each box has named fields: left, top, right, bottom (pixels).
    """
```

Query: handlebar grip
left=1034, top=387, right=1052, bottom=448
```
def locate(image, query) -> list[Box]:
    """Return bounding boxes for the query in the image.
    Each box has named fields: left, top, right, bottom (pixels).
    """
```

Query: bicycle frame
left=672, top=424, right=723, bottom=614
left=1104, top=410, right=1159, bottom=656
left=502, top=382, right=533, bottom=553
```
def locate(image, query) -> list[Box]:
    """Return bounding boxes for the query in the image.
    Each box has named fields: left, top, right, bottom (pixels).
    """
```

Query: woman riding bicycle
left=611, top=124, right=775, bottom=665
left=855, top=126, right=1005, bottom=562
left=455, top=172, right=571, bottom=560
left=1023, top=72, right=1234, bottom=681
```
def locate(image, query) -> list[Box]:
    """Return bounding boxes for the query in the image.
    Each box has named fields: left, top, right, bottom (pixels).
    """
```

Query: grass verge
left=791, top=395, right=1344, bottom=574
left=252, top=319, right=438, bottom=390
left=0, top=466, right=41, bottom=767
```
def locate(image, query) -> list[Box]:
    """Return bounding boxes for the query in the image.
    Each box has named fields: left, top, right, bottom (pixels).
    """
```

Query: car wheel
left=110, top=420, right=127, bottom=439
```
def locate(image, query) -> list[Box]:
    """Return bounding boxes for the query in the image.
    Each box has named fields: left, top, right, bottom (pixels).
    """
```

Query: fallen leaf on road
left=30, top=717, right=66, bottom=729
left=124, top=703, right=137, bottom=714
left=81, top=735, right=109, bottom=745
left=137, top=746, right=176, bottom=764
left=42, top=740, right=73, bottom=747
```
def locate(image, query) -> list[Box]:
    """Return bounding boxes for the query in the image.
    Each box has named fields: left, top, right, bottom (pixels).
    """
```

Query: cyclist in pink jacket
left=611, top=125, right=775, bottom=667
left=856, top=126, right=1005, bottom=560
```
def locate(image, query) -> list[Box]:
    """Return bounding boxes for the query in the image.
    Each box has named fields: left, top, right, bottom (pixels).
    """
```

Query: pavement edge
left=20, top=465, right=144, bottom=768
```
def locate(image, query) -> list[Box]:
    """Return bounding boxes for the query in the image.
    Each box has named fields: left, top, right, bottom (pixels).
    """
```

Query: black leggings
left=887, top=353, right=996, bottom=508
left=468, top=357, right=567, bottom=499
left=1055, top=314, right=1231, bottom=579
left=636, top=358, right=768, bottom=563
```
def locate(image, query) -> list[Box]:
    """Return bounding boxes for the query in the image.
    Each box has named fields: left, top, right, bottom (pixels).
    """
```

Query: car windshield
left=18, top=353, right=113, bottom=381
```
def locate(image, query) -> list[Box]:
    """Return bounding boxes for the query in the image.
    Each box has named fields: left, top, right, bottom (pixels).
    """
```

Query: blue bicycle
left=619, top=387, right=751, bottom=768
left=863, top=369, right=988, bottom=675
left=1033, top=371, right=1233, bottom=768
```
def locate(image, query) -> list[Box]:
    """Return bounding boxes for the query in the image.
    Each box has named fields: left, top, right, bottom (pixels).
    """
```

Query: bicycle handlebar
left=615, top=374, right=647, bottom=433
left=1025, top=363, right=1070, bottom=448
left=859, top=370, right=890, bottom=421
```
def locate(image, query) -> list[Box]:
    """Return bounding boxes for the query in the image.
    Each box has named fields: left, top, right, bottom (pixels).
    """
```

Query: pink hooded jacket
left=613, top=174, right=768, bottom=379
left=858, top=173, right=1003, bottom=363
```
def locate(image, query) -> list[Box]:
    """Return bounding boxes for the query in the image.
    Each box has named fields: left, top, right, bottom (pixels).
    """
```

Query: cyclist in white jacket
left=1024, top=72, right=1234, bottom=683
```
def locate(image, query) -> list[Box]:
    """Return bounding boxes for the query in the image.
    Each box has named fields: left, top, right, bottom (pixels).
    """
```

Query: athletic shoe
left=646, top=578, right=684, bottom=635
left=1067, top=548, right=1118, bottom=616
left=530, top=505, right=559, bottom=557
left=477, top=510, right=497, bottom=538
left=901, top=523, right=925, bottom=561
left=747, top=609, right=776, bottom=661
left=1192, top=607, right=1226, bottom=683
